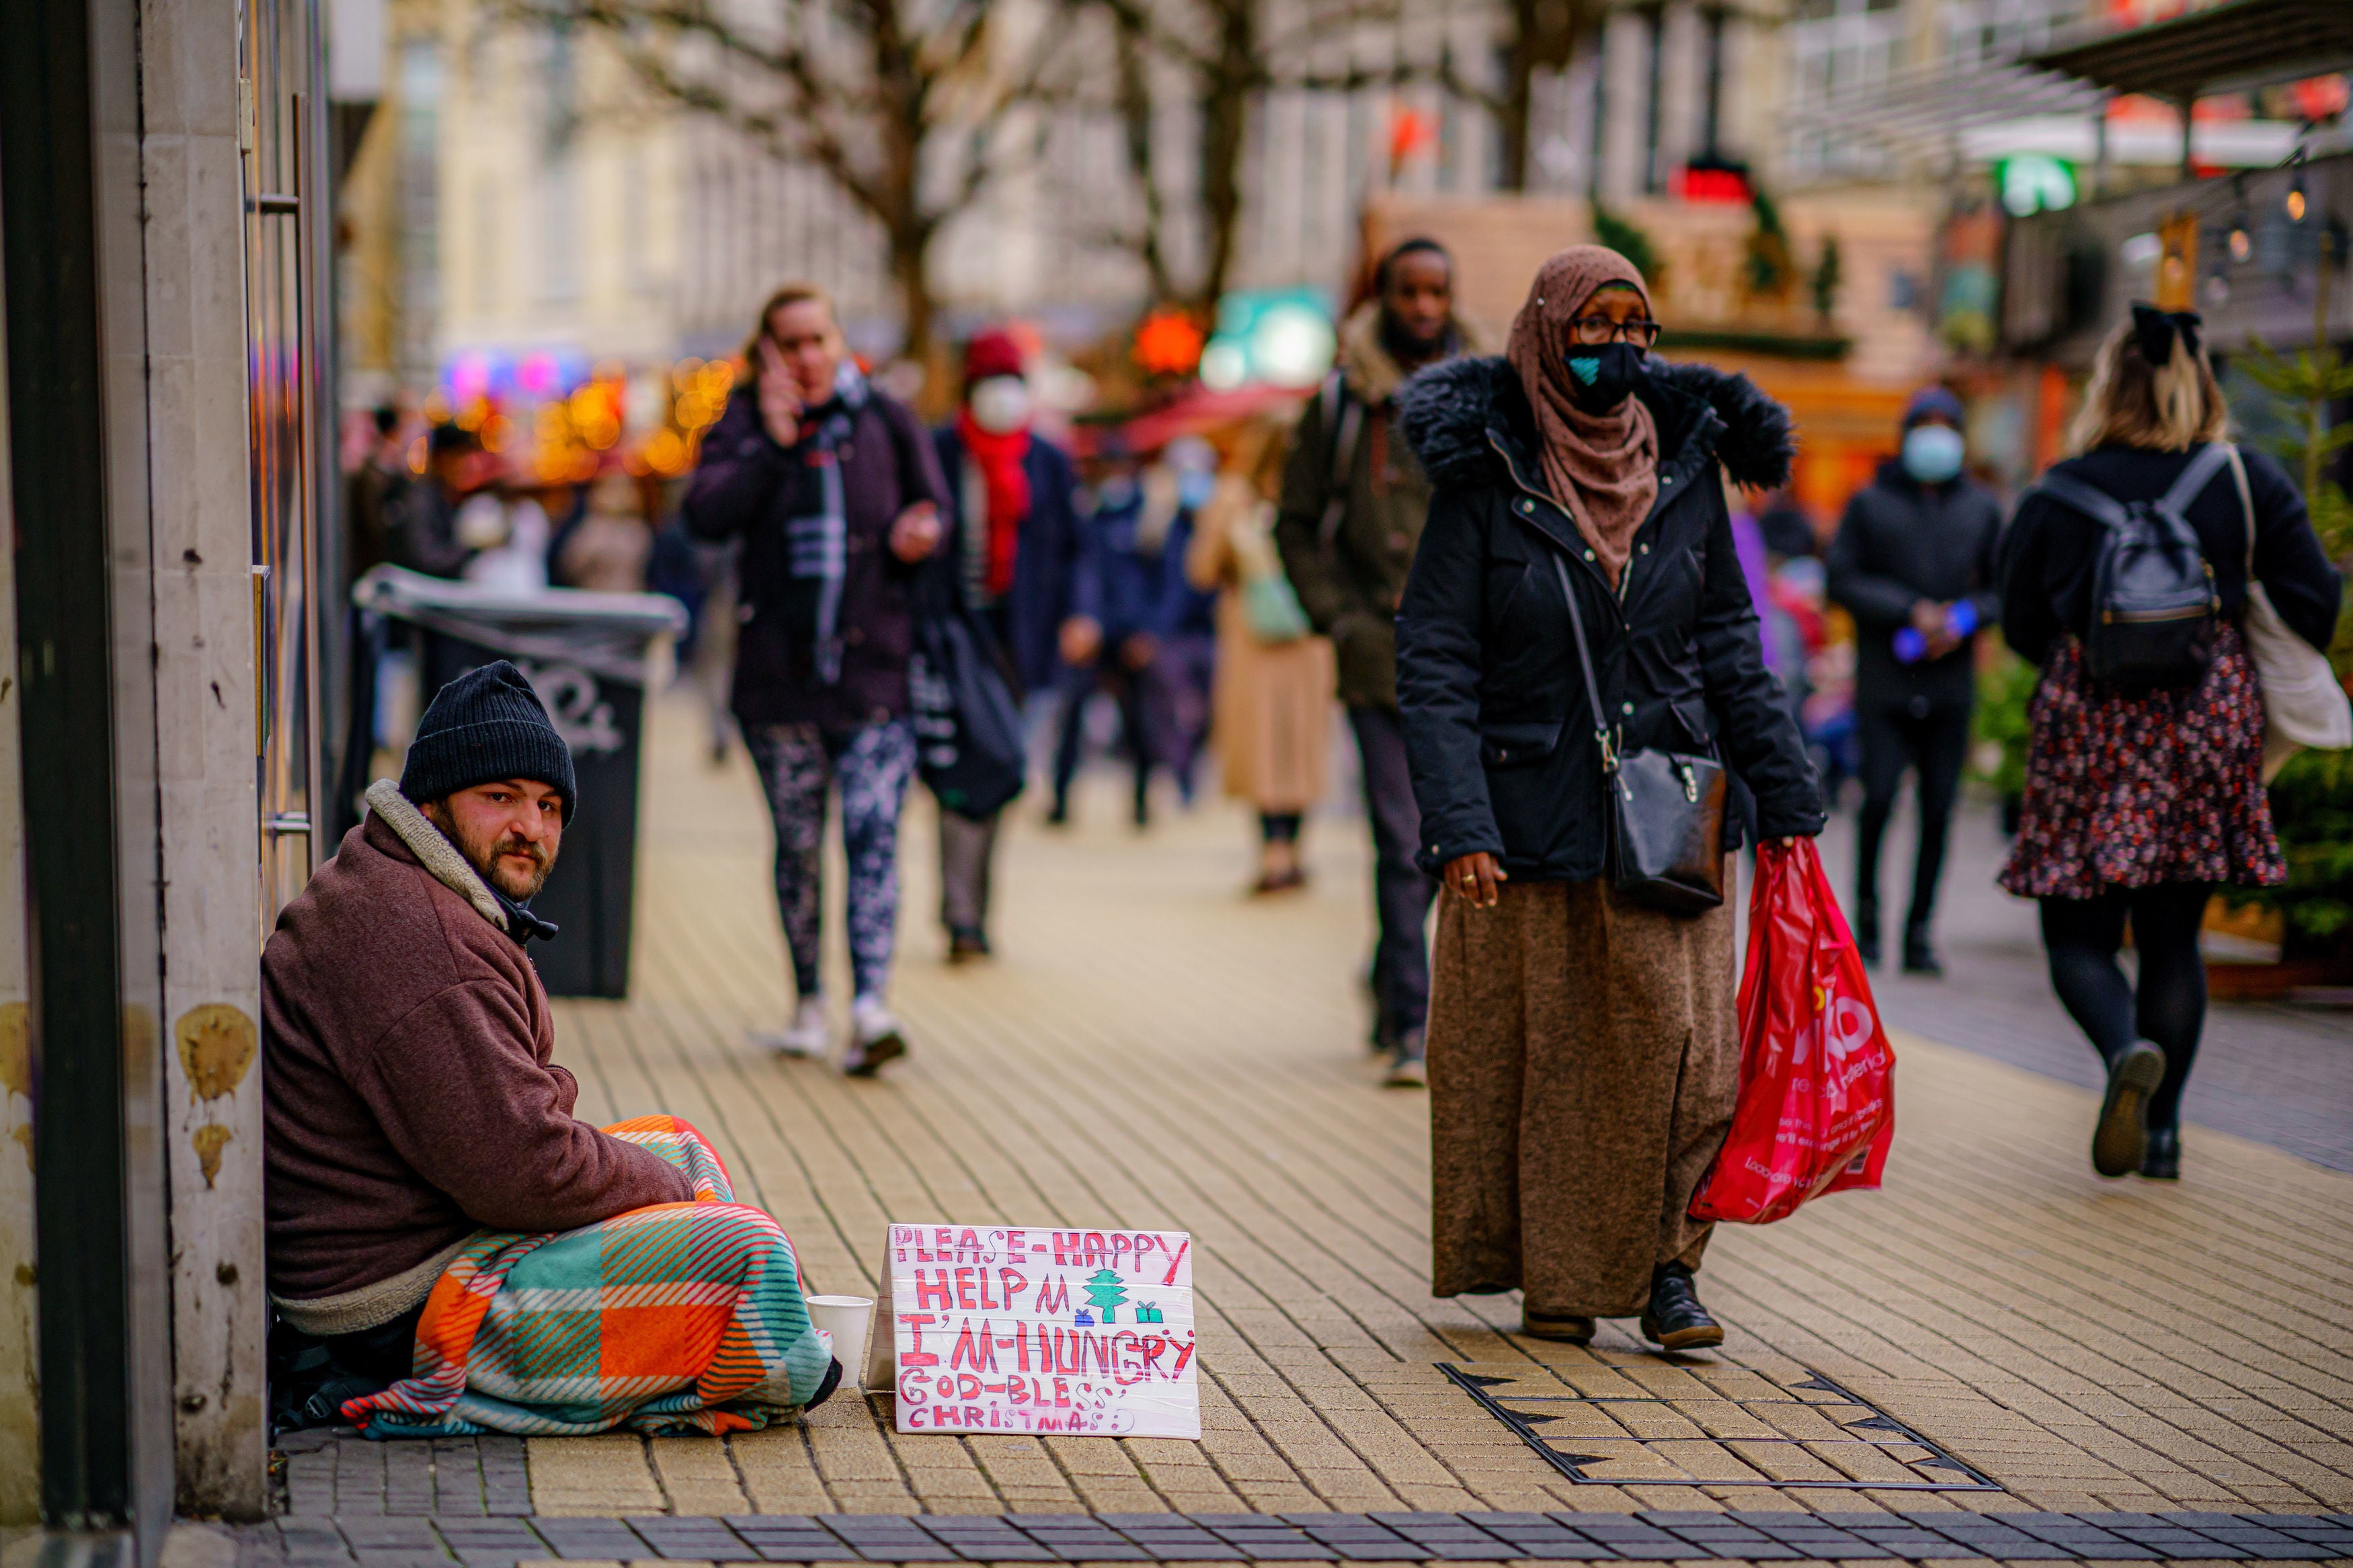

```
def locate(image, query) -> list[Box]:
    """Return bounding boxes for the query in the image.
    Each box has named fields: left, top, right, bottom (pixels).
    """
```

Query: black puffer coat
left=1394, top=356, right=1825, bottom=883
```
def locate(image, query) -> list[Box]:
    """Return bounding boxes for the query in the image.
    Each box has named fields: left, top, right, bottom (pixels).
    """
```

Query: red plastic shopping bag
left=1687, top=837, right=1895, bottom=1224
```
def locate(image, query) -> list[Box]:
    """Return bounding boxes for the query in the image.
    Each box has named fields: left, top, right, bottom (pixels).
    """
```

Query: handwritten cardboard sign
left=879, top=1225, right=1199, bottom=1438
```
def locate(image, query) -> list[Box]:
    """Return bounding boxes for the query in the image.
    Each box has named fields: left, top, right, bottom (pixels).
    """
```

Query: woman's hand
left=889, top=501, right=943, bottom=563
left=756, top=337, right=803, bottom=448
left=1443, top=852, right=1507, bottom=908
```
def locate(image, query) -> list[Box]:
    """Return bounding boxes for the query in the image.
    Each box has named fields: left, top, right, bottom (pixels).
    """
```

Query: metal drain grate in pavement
left=1440, top=1362, right=2001, bottom=1491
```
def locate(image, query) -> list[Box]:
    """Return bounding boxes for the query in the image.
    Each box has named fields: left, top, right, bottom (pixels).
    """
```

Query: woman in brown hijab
left=1393, top=246, right=1825, bottom=1349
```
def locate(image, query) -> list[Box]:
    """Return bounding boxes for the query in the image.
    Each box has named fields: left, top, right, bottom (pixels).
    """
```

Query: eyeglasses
left=1568, top=317, right=1662, bottom=347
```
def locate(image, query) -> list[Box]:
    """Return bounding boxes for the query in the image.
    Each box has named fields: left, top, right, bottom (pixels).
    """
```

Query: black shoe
left=1854, top=903, right=1881, bottom=968
left=1639, top=1262, right=1724, bottom=1352
left=1521, top=1309, right=1596, bottom=1344
left=1901, top=923, right=1943, bottom=977
left=947, top=927, right=991, bottom=963
left=1045, top=802, right=1070, bottom=827
left=2141, top=1125, right=2181, bottom=1181
left=2093, top=1040, right=2166, bottom=1178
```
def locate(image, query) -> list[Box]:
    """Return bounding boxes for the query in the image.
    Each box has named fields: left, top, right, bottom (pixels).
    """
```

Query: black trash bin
left=356, top=565, right=689, bottom=998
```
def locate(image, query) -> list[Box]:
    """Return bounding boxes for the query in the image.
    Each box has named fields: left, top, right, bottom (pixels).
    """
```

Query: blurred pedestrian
left=389, top=423, right=486, bottom=579
left=1142, top=438, right=1222, bottom=802
left=931, top=328, right=1084, bottom=961
left=1998, top=306, right=2341, bottom=1182
left=1275, top=237, right=1486, bottom=1084
left=683, top=282, right=951, bottom=1075
left=1188, top=421, right=1336, bottom=895
left=1826, top=386, right=2003, bottom=975
left=554, top=474, right=653, bottom=592
left=348, top=405, right=410, bottom=587
left=1397, top=245, right=1823, bottom=1348
left=1052, top=438, right=1177, bottom=828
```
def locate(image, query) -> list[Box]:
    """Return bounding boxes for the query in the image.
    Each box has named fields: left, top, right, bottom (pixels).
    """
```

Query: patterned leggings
left=744, top=719, right=916, bottom=1002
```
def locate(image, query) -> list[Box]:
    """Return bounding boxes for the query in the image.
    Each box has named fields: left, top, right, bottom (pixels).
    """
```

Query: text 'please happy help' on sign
left=878, top=1225, right=1199, bottom=1439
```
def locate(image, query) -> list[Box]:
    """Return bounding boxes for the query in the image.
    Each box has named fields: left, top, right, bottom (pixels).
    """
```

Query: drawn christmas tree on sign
left=1082, top=1269, right=1128, bottom=1325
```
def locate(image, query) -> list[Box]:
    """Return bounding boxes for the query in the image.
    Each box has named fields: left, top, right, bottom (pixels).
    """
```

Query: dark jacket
left=934, top=425, right=1084, bottom=696
left=683, top=383, right=951, bottom=729
left=1275, top=304, right=1488, bottom=709
left=2001, top=442, right=2341, bottom=665
left=1073, top=481, right=1188, bottom=645
left=264, top=811, right=692, bottom=1305
left=1827, top=461, right=2005, bottom=710
left=388, top=482, right=474, bottom=580
left=1395, top=356, right=1825, bottom=882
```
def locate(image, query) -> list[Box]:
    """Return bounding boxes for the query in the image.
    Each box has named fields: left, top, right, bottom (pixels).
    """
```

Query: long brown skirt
left=1427, top=876, right=1738, bottom=1319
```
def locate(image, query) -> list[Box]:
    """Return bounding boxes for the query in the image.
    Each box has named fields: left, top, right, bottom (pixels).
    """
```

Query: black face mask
left=1561, top=342, right=1645, bottom=414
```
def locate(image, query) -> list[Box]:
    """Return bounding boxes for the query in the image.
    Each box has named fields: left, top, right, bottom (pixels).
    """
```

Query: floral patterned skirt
left=1999, top=623, right=2285, bottom=901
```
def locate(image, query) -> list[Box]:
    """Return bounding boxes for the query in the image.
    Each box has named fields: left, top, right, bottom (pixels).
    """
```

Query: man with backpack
left=1827, top=387, right=2003, bottom=975
left=1275, top=238, right=1486, bottom=1087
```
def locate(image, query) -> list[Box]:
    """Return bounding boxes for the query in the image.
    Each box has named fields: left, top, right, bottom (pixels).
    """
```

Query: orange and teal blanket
left=342, top=1116, right=830, bottom=1437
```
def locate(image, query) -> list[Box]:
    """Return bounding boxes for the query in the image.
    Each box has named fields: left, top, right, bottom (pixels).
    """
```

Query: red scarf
left=957, top=410, right=1032, bottom=597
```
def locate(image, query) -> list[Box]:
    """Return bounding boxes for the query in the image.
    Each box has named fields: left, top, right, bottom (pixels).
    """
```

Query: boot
left=2140, top=1125, right=2181, bottom=1181
left=1853, top=898, right=1881, bottom=968
left=2092, top=1040, right=2165, bottom=1178
left=1640, top=1262, right=1723, bottom=1352
left=1901, top=917, right=1942, bottom=977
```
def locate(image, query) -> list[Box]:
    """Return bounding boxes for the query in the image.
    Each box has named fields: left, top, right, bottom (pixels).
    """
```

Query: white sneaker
left=841, top=995, right=907, bottom=1077
left=752, top=996, right=829, bottom=1059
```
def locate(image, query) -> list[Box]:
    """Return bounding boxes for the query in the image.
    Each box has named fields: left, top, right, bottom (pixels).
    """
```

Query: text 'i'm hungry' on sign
left=883, top=1225, right=1199, bottom=1439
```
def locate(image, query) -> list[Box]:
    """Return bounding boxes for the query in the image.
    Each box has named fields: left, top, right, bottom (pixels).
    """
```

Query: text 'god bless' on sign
left=882, top=1225, right=1199, bottom=1439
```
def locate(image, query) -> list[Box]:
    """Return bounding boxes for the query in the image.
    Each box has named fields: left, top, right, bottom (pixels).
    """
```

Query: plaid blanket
left=342, top=1116, right=830, bottom=1437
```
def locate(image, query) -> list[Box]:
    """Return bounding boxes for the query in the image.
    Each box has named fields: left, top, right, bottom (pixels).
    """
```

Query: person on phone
left=1826, top=386, right=2003, bottom=975
left=684, top=283, right=951, bottom=1075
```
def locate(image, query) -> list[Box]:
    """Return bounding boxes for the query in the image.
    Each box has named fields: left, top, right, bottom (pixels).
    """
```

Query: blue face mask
left=1902, top=423, right=1965, bottom=485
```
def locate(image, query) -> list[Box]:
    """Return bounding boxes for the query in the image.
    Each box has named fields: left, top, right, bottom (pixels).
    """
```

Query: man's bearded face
left=424, top=780, right=565, bottom=901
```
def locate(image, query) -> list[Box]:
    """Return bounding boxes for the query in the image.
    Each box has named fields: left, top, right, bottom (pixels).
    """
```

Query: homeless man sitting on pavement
left=264, top=660, right=841, bottom=1436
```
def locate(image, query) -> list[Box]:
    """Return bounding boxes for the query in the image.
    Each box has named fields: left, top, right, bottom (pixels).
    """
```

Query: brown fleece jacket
left=264, top=810, right=691, bottom=1307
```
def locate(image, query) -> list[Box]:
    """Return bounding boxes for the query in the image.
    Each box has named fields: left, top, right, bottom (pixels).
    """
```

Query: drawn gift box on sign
left=871, top=1225, right=1199, bottom=1439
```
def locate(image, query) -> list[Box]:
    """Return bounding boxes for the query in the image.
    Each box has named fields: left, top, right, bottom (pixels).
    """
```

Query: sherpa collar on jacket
left=1397, top=354, right=1796, bottom=504
left=1335, top=302, right=1491, bottom=407
left=363, top=779, right=559, bottom=944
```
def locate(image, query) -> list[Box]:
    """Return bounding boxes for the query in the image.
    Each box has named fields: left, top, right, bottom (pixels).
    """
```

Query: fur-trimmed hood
left=1396, top=354, right=1796, bottom=497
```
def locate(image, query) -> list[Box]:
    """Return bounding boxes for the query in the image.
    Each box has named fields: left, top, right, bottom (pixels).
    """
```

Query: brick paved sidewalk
left=228, top=699, right=2353, bottom=1566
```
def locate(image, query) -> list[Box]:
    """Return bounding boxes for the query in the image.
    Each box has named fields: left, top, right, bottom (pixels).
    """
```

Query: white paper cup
left=805, top=1295, right=875, bottom=1391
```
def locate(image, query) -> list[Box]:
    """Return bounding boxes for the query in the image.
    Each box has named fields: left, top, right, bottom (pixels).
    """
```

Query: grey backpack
left=2032, top=441, right=2231, bottom=688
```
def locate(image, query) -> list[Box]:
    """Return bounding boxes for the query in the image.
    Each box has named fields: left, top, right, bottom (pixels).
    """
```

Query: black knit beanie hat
left=399, top=660, right=577, bottom=822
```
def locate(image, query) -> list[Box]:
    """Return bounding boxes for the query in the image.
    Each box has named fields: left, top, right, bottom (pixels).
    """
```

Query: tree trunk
left=1193, top=0, right=1257, bottom=315
left=1113, top=6, right=1176, bottom=304
left=1495, top=4, right=1541, bottom=191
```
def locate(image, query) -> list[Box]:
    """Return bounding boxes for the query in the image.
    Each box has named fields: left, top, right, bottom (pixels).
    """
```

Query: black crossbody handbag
left=1551, top=554, right=1728, bottom=915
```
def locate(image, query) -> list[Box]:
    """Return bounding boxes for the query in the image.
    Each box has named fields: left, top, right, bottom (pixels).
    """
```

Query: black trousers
left=1855, top=697, right=1971, bottom=932
left=2038, top=882, right=2210, bottom=1134
left=1051, top=661, right=1149, bottom=819
left=1348, top=704, right=1436, bottom=1041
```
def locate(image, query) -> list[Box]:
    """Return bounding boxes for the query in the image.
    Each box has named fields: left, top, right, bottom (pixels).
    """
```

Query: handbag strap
left=1550, top=553, right=1618, bottom=772
left=2223, top=442, right=2256, bottom=583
